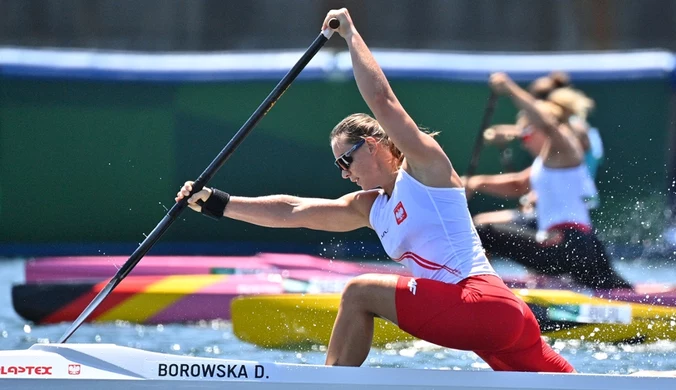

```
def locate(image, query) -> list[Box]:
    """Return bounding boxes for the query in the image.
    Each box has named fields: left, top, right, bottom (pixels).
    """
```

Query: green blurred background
left=0, top=72, right=672, bottom=256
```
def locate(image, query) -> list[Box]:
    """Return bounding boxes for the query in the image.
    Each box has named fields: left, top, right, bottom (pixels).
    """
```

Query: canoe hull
left=231, top=290, right=676, bottom=348
left=0, top=343, right=672, bottom=389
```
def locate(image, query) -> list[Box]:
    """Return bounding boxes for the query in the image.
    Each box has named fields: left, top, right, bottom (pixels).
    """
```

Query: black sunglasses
left=334, top=139, right=366, bottom=171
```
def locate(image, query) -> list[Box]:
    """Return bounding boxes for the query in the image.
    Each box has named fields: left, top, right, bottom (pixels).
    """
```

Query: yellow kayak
left=231, top=289, right=676, bottom=349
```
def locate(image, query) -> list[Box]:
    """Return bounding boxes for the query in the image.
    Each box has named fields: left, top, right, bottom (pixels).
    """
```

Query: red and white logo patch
left=68, top=364, right=81, bottom=376
left=394, top=201, right=407, bottom=225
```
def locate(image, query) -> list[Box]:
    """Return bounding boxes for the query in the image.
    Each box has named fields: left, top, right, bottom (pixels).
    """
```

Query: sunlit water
left=1, top=257, right=676, bottom=374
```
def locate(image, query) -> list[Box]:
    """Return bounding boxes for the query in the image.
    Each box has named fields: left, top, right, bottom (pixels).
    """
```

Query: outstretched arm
left=225, top=192, right=375, bottom=232
left=176, top=182, right=377, bottom=233
left=483, top=124, right=522, bottom=146
left=323, top=9, right=454, bottom=183
left=465, top=167, right=531, bottom=199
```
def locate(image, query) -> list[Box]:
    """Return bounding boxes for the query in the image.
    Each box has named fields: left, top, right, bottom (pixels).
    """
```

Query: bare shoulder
left=340, top=189, right=381, bottom=217
left=555, top=124, right=586, bottom=158
left=403, top=152, right=460, bottom=189
left=408, top=132, right=454, bottom=169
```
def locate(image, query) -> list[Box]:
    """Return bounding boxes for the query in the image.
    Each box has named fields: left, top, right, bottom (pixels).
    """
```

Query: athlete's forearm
left=346, top=32, right=394, bottom=112
left=490, top=124, right=521, bottom=137
left=503, top=80, right=558, bottom=134
left=484, top=124, right=521, bottom=145
left=467, top=173, right=530, bottom=199
left=224, top=195, right=305, bottom=228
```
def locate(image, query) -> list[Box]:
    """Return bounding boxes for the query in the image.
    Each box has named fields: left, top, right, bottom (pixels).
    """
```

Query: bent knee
left=341, top=273, right=394, bottom=299
left=339, top=274, right=398, bottom=316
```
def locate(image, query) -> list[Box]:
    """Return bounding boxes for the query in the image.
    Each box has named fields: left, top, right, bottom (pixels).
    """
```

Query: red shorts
left=395, top=274, right=574, bottom=372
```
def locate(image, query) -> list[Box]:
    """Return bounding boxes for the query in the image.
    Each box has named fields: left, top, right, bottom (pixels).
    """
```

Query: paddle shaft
left=58, top=19, right=340, bottom=344
left=465, top=91, right=498, bottom=178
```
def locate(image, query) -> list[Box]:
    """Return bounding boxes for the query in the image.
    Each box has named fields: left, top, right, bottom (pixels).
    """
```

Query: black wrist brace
left=200, top=188, right=230, bottom=220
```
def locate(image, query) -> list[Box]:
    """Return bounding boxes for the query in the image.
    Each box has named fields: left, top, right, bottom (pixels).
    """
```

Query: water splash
left=597, top=193, right=673, bottom=258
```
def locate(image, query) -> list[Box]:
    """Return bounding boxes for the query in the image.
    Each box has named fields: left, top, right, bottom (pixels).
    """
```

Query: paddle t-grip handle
left=328, top=18, right=340, bottom=29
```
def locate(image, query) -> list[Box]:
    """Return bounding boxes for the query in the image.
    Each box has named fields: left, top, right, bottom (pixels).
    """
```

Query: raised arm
left=323, top=9, right=454, bottom=184
left=489, top=73, right=561, bottom=140
left=490, top=72, right=584, bottom=165
left=176, top=182, right=378, bottom=233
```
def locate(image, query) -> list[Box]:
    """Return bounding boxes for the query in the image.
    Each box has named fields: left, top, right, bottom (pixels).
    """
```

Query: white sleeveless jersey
left=369, top=169, right=497, bottom=284
left=530, top=157, right=593, bottom=233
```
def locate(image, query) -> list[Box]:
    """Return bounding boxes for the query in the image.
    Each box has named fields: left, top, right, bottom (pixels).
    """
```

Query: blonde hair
left=548, top=87, right=595, bottom=121
left=528, top=71, right=571, bottom=100
left=519, top=100, right=566, bottom=124
left=329, top=113, right=438, bottom=167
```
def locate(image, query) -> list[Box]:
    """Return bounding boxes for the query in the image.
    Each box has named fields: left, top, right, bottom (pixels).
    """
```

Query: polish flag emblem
left=68, top=364, right=81, bottom=375
left=394, top=202, right=407, bottom=225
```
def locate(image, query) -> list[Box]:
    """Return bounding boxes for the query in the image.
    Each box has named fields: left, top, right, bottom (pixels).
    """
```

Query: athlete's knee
left=340, top=274, right=396, bottom=314
left=341, top=274, right=381, bottom=304
left=341, top=276, right=368, bottom=304
left=472, top=213, right=488, bottom=226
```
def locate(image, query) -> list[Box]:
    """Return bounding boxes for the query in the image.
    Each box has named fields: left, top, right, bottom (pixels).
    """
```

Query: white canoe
left=0, top=343, right=673, bottom=389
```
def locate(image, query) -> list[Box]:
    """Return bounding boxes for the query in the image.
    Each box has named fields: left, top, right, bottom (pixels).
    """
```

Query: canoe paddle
left=57, top=19, right=341, bottom=343
left=465, top=91, right=498, bottom=178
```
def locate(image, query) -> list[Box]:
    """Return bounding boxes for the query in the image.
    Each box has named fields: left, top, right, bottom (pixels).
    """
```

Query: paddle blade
left=56, top=277, right=119, bottom=343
